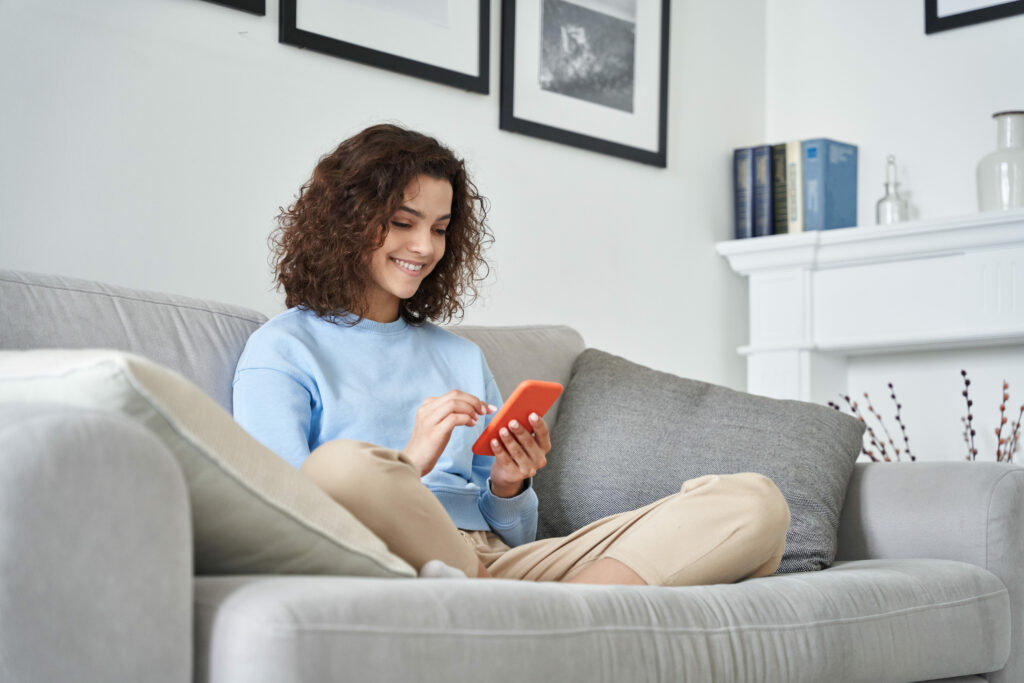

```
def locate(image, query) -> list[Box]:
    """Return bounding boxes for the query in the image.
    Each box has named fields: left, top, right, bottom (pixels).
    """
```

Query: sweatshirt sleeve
left=477, top=472, right=539, bottom=547
left=231, top=322, right=321, bottom=469
left=233, top=367, right=316, bottom=469
left=474, top=360, right=539, bottom=547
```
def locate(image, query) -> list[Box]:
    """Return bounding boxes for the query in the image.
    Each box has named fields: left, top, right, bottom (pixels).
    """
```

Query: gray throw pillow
left=536, top=349, right=865, bottom=574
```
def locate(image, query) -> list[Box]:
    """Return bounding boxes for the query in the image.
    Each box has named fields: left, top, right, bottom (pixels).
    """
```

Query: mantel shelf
left=715, top=209, right=1024, bottom=275
left=714, top=208, right=1024, bottom=419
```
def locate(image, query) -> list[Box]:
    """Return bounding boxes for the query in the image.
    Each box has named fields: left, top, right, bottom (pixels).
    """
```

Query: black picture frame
left=500, top=0, right=670, bottom=168
left=279, top=0, right=490, bottom=94
left=201, top=0, right=266, bottom=16
left=925, top=0, right=1024, bottom=33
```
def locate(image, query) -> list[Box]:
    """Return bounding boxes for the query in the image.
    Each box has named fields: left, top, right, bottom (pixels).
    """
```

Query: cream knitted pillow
left=0, top=349, right=414, bottom=578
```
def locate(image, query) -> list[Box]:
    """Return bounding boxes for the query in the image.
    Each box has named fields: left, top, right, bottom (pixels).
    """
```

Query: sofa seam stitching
left=194, top=587, right=1008, bottom=635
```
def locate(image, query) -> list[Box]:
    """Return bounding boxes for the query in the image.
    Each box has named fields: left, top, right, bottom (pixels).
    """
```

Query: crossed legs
left=301, top=440, right=790, bottom=586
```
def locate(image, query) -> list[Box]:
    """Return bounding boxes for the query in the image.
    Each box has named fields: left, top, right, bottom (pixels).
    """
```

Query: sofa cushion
left=193, top=559, right=1008, bottom=683
left=538, top=349, right=865, bottom=574
left=0, top=269, right=267, bottom=412
left=0, top=349, right=415, bottom=578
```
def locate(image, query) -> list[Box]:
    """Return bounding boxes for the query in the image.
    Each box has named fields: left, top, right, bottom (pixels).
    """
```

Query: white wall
left=763, top=0, right=1024, bottom=462
left=0, top=0, right=765, bottom=390
left=765, top=0, right=1024, bottom=223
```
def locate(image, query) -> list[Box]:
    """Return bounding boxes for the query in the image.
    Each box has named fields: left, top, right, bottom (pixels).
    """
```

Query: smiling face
left=363, top=174, right=453, bottom=322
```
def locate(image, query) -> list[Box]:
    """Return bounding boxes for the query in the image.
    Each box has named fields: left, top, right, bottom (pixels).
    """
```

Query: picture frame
left=925, top=0, right=1024, bottom=33
left=201, top=0, right=266, bottom=16
left=279, top=0, right=490, bottom=94
left=500, top=0, right=670, bottom=167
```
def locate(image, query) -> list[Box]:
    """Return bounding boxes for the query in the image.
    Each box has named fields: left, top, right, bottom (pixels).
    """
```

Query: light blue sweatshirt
left=231, top=308, right=538, bottom=547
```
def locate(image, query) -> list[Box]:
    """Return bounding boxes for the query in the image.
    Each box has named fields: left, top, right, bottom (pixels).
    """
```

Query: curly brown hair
left=269, top=124, right=492, bottom=325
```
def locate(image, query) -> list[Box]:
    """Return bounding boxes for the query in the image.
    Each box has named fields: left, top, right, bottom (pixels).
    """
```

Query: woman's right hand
left=403, top=390, right=496, bottom=476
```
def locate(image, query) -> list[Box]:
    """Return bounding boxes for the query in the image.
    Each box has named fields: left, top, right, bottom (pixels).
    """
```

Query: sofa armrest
left=0, top=403, right=192, bottom=683
left=837, top=461, right=1024, bottom=683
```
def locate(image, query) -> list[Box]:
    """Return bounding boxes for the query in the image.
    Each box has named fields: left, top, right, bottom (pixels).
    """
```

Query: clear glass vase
left=977, top=110, right=1024, bottom=211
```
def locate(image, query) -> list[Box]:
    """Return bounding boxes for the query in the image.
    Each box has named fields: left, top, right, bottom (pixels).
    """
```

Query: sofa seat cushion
left=0, top=349, right=415, bottom=578
left=194, top=559, right=1009, bottom=683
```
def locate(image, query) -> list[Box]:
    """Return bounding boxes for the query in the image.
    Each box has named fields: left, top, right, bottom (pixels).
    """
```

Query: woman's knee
left=729, top=473, right=791, bottom=540
left=676, top=472, right=790, bottom=542
left=300, top=439, right=418, bottom=505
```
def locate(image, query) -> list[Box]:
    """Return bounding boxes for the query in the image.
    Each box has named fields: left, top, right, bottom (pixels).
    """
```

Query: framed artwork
left=500, top=0, right=670, bottom=167
left=925, top=0, right=1024, bottom=33
left=279, top=0, right=490, bottom=94
left=201, top=0, right=266, bottom=15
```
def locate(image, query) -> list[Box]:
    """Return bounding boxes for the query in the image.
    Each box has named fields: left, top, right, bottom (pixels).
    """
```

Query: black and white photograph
left=539, top=0, right=636, bottom=113
left=279, top=0, right=489, bottom=93
left=501, top=0, right=669, bottom=167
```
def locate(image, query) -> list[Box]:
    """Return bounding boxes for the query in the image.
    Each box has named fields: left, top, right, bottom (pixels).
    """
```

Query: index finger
left=443, top=389, right=496, bottom=415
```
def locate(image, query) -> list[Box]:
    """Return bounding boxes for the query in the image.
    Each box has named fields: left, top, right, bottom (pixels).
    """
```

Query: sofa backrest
left=451, top=325, right=585, bottom=428
left=0, top=271, right=586, bottom=426
left=0, top=270, right=267, bottom=412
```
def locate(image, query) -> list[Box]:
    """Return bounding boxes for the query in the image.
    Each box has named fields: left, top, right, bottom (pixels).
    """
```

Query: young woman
left=233, top=124, right=790, bottom=584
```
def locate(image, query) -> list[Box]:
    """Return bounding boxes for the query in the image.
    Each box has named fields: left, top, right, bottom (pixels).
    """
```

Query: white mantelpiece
left=716, top=209, right=1024, bottom=461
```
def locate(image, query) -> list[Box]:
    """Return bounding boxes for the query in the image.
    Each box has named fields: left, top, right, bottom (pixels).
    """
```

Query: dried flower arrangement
left=828, top=372, right=1023, bottom=463
left=828, top=383, right=914, bottom=462
left=961, top=371, right=1023, bottom=463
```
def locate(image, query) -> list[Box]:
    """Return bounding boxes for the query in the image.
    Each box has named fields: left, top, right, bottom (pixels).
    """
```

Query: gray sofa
left=0, top=269, right=1019, bottom=683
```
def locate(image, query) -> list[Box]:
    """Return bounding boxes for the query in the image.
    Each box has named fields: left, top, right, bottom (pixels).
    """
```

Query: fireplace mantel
left=715, top=210, right=1024, bottom=416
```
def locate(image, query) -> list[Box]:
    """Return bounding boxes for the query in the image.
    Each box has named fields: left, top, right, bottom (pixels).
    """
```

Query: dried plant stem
left=1007, top=406, right=1024, bottom=461
left=962, top=370, right=977, bottom=461
left=962, top=417, right=973, bottom=457
left=842, top=394, right=889, bottom=461
left=996, top=382, right=1010, bottom=462
left=864, top=392, right=900, bottom=461
left=888, top=382, right=914, bottom=462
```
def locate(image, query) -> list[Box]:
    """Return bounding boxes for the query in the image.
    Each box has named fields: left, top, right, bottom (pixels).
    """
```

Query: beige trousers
left=301, top=440, right=790, bottom=586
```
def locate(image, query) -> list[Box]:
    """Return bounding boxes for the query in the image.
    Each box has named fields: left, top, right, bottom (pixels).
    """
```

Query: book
left=752, top=145, right=773, bottom=237
left=785, top=140, right=804, bottom=234
left=801, top=138, right=858, bottom=231
left=733, top=147, right=754, bottom=239
left=771, top=143, right=788, bottom=234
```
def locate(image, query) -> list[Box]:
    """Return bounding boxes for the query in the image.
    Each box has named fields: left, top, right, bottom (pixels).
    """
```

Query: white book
left=785, top=140, right=804, bottom=234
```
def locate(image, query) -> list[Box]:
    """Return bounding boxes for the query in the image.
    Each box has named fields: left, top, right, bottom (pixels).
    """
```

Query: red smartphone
left=472, top=380, right=563, bottom=455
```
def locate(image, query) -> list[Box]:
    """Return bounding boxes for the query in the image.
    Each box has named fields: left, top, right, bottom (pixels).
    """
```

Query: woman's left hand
left=488, top=412, right=551, bottom=498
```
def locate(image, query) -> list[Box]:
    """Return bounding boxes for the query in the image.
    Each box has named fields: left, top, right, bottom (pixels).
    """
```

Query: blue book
left=752, top=145, right=773, bottom=237
left=770, top=143, right=789, bottom=234
left=801, top=138, right=858, bottom=230
left=733, top=147, right=754, bottom=239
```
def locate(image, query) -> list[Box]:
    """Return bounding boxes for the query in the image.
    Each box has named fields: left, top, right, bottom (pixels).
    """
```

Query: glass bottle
left=977, top=110, right=1024, bottom=211
left=875, top=155, right=909, bottom=225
